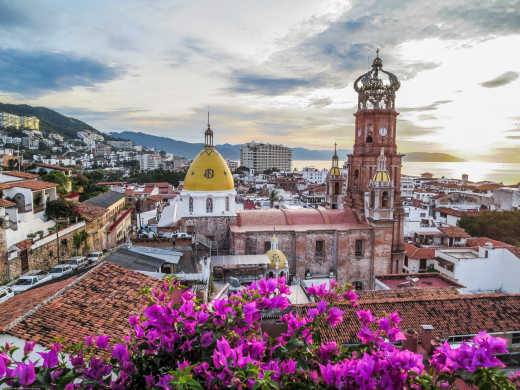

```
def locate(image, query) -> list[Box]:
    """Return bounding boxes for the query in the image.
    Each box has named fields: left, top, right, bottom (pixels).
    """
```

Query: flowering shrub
left=0, top=277, right=518, bottom=389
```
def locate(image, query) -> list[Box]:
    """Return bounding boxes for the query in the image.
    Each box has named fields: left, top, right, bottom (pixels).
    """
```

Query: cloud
left=0, top=49, right=123, bottom=97
left=0, top=1, right=31, bottom=29
left=506, top=135, right=520, bottom=140
left=228, top=71, right=315, bottom=95
left=397, top=118, right=441, bottom=139
left=400, top=100, right=453, bottom=113
left=308, top=97, right=332, bottom=108
left=479, top=71, right=519, bottom=88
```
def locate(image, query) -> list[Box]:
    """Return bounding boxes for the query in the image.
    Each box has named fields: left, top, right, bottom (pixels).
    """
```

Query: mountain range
left=110, top=131, right=353, bottom=160
left=0, top=102, right=465, bottom=162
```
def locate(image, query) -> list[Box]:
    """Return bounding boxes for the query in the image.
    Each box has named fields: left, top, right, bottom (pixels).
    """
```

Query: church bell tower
left=346, top=50, right=404, bottom=272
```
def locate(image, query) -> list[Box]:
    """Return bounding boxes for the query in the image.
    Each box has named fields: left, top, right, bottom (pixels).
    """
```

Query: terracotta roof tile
left=294, top=293, right=520, bottom=345
left=0, top=277, right=75, bottom=331
left=1, top=171, right=39, bottom=179
left=0, top=198, right=16, bottom=207
left=34, top=162, right=72, bottom=172
left=438, top=226, right=471, bottom=238
left=75, top=203, right=107, bottom=221
left=7, top=262, right=166, bottom=347
left=403, top=242, right=436, bottom=260
left=0, top=180, right=58, bottom=191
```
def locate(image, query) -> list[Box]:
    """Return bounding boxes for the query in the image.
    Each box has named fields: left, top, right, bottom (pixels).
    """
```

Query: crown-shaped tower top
left=354, top=49, right=400, bottom=111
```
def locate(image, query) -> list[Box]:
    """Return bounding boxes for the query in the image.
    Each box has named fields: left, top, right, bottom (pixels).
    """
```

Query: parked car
left=11, top=271, right=52, bottom=293
left=49, top=264, right=73, bottom=279
left=174, top=232, right=191, bottom=239
left=0, top=287, right=14, bottom=303
left=158, top=231, right=174, bottom=239
left=87, top=252, right=103, bottom=263
left=64, top=256, right=88, bottom=269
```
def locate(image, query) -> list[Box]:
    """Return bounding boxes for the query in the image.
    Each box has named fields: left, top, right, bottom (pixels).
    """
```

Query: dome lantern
left=204, top=111, right=214, bottom=147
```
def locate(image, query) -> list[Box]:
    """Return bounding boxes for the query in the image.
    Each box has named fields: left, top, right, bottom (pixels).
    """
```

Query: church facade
left=229, top=52, right=405, bottom=288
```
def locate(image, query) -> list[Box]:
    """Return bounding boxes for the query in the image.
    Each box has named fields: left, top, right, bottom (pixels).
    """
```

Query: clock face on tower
left=379, top=127, right=387, bottom=136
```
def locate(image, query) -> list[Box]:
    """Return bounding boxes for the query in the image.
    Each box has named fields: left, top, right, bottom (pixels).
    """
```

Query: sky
left=1, top=0, right=519, bottom=162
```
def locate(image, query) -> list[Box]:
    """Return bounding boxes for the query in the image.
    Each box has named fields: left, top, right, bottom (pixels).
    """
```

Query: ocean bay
left=292, top=160, right=520, bottom=185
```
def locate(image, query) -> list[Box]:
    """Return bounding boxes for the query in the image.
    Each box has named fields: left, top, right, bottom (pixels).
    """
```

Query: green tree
left=45, top=199, right=79, bottom=220
left=269, top=190, right=281, bottom=208
left=72, top=231, right=88, bottom=255
left=458, top=210, right=520, bottom=246
left=41, top=170, right=70, bottom=195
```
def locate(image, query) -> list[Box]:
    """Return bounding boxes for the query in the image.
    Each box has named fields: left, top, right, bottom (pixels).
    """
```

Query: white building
left=400, top=175, right=415, bottom=199
left=493, top=187, right=520, bottom=211
left=138, top=154, right=162, bottom=171
left=300, top=167, right=328, bottom=184
left=240, top=141, right=291, bottom=173
left=432, top=243, right=520, bottom=294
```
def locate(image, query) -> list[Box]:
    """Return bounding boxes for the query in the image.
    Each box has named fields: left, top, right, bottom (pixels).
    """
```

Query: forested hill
left=0, top=102, right=106, bottom=140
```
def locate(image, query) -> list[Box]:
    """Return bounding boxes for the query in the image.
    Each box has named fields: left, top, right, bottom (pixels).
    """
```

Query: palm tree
left=269, top=190, right=280, bottom=208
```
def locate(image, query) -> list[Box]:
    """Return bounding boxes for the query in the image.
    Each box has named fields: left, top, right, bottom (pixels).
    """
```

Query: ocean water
left=292, top=160, right=520, bottom=185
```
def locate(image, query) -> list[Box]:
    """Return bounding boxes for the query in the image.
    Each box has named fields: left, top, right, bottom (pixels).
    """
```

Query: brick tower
left=326, top=143, right=346, bottom=209
left=346, top=50, right=405, bottom=272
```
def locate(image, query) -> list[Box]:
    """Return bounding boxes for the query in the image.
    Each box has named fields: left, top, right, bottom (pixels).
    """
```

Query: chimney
left=420, top=324, right=434, bottom=354
left=402, top=329, right=418, bottom=352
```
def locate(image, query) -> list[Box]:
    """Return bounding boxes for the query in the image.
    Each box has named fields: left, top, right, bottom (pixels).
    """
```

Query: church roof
left=372, top=170, right=391, bottom=183
left=329, top=167, right=341, bottom=176
left=232, top=207, right=364, bottom=232
left=266, top=249, right=288, bottom=270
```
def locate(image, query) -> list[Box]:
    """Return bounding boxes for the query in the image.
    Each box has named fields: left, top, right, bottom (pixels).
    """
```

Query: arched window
left=334, top=182, right=340, bottom=194
left=354, top=170, right=359, bottom=187
left=381, top=191, right=389, bottom=208
left=366, top=131, right=373, bottom=143
left=225, top=196, right=230, bottom=211
left=370, top=191, right=375, bottom=208
left=206, top=197, right=213, bottom=213
left=189, top=197, right=193, bottom=213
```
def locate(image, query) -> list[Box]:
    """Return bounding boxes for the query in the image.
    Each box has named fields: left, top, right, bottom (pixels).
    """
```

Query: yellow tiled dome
left=329, top=167, right=341, bottom=176
left=372, top=170, right=391, bottom=183
left=183, top=147, right=234, bottom=191
left=266, top=249, right=288, bottom=270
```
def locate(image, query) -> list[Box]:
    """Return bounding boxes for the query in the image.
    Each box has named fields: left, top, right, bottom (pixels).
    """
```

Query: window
left=225, top=196, right=230, bottom=211
left=353, top=281, right=363, bottom=290
left=206, top=197, right=213, bottom=213
left=370, top=191, right=375, bottom=208
left=189, top=197, right=193, bottom=213
left=404, top=256, right=408, bottom=267
left=315, top=240, right=324, bottom=258
left=355, top=239, right=363, bottom=257
left=381, top=191, right=389, bottom=208
left=335, top=182, right=340, bottom=195
left=419, top=259, right=427, bottom=270
left=264, top=241, right=271, bottom=252
left=512, top=333, right=520, bottom=345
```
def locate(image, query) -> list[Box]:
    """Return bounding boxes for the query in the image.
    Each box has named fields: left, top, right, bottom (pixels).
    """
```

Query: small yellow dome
left=372, top=170, right=391, bottom=183
left=329, top=167, right=341, bottom=176
left=184, top=147, right=234, bottom=191
left=266, top=249, right=288, bottom=270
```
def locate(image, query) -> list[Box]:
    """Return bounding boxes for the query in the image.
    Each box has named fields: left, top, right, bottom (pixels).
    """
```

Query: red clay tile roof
left=435, top=207, right=482, bottom=218
left=34, top=162, right=72, bottom=172
left=358, top=287, right=460, bottom=301
left=1, top=171, right=39, bottom=179
left=0, top=277, right=76, bottom=331
left=294, top=293, right=520, bottom=345
left=75, top=203, right=107, bottom=221
left=0, top=198, right=16, bottom=207
left=466, top=237, right=520, bottom=258
left=6, top=262, right=165, bottom=347
left=403, top=242, right=436, bottom=260
left=376, top=272, right=465, bottom=289
left=0, top=180, right=58, bottom=191
left=438, top=226, right=471, bottom=238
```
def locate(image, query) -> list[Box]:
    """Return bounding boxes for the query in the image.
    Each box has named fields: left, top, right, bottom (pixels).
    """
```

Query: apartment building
left=240, top=142, right=291, bottom=173
left=0, top=113, right=39, bottom=130
left=138, top=153, right=162, bottom=171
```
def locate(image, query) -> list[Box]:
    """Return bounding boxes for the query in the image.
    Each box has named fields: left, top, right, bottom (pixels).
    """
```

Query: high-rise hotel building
left=240, top=142, right=292, bottom=173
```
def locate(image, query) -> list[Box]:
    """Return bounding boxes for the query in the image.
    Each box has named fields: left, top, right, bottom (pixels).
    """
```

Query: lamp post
left=53, top=217, right=69, bottom=264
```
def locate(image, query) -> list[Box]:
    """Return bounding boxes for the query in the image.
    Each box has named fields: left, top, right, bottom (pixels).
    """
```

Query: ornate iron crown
left=354, top=50, right=400, bottom=111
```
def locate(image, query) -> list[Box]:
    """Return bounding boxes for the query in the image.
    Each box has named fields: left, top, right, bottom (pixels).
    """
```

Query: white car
left=0, top=287, right=14, bottom=303
left=11, top=271, right=52, bottom=293
left=64, top=256, right=88, bottom=269
left=87, top=252, right=103, bottom=263
left=49, top=264, right=73, bottom=279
